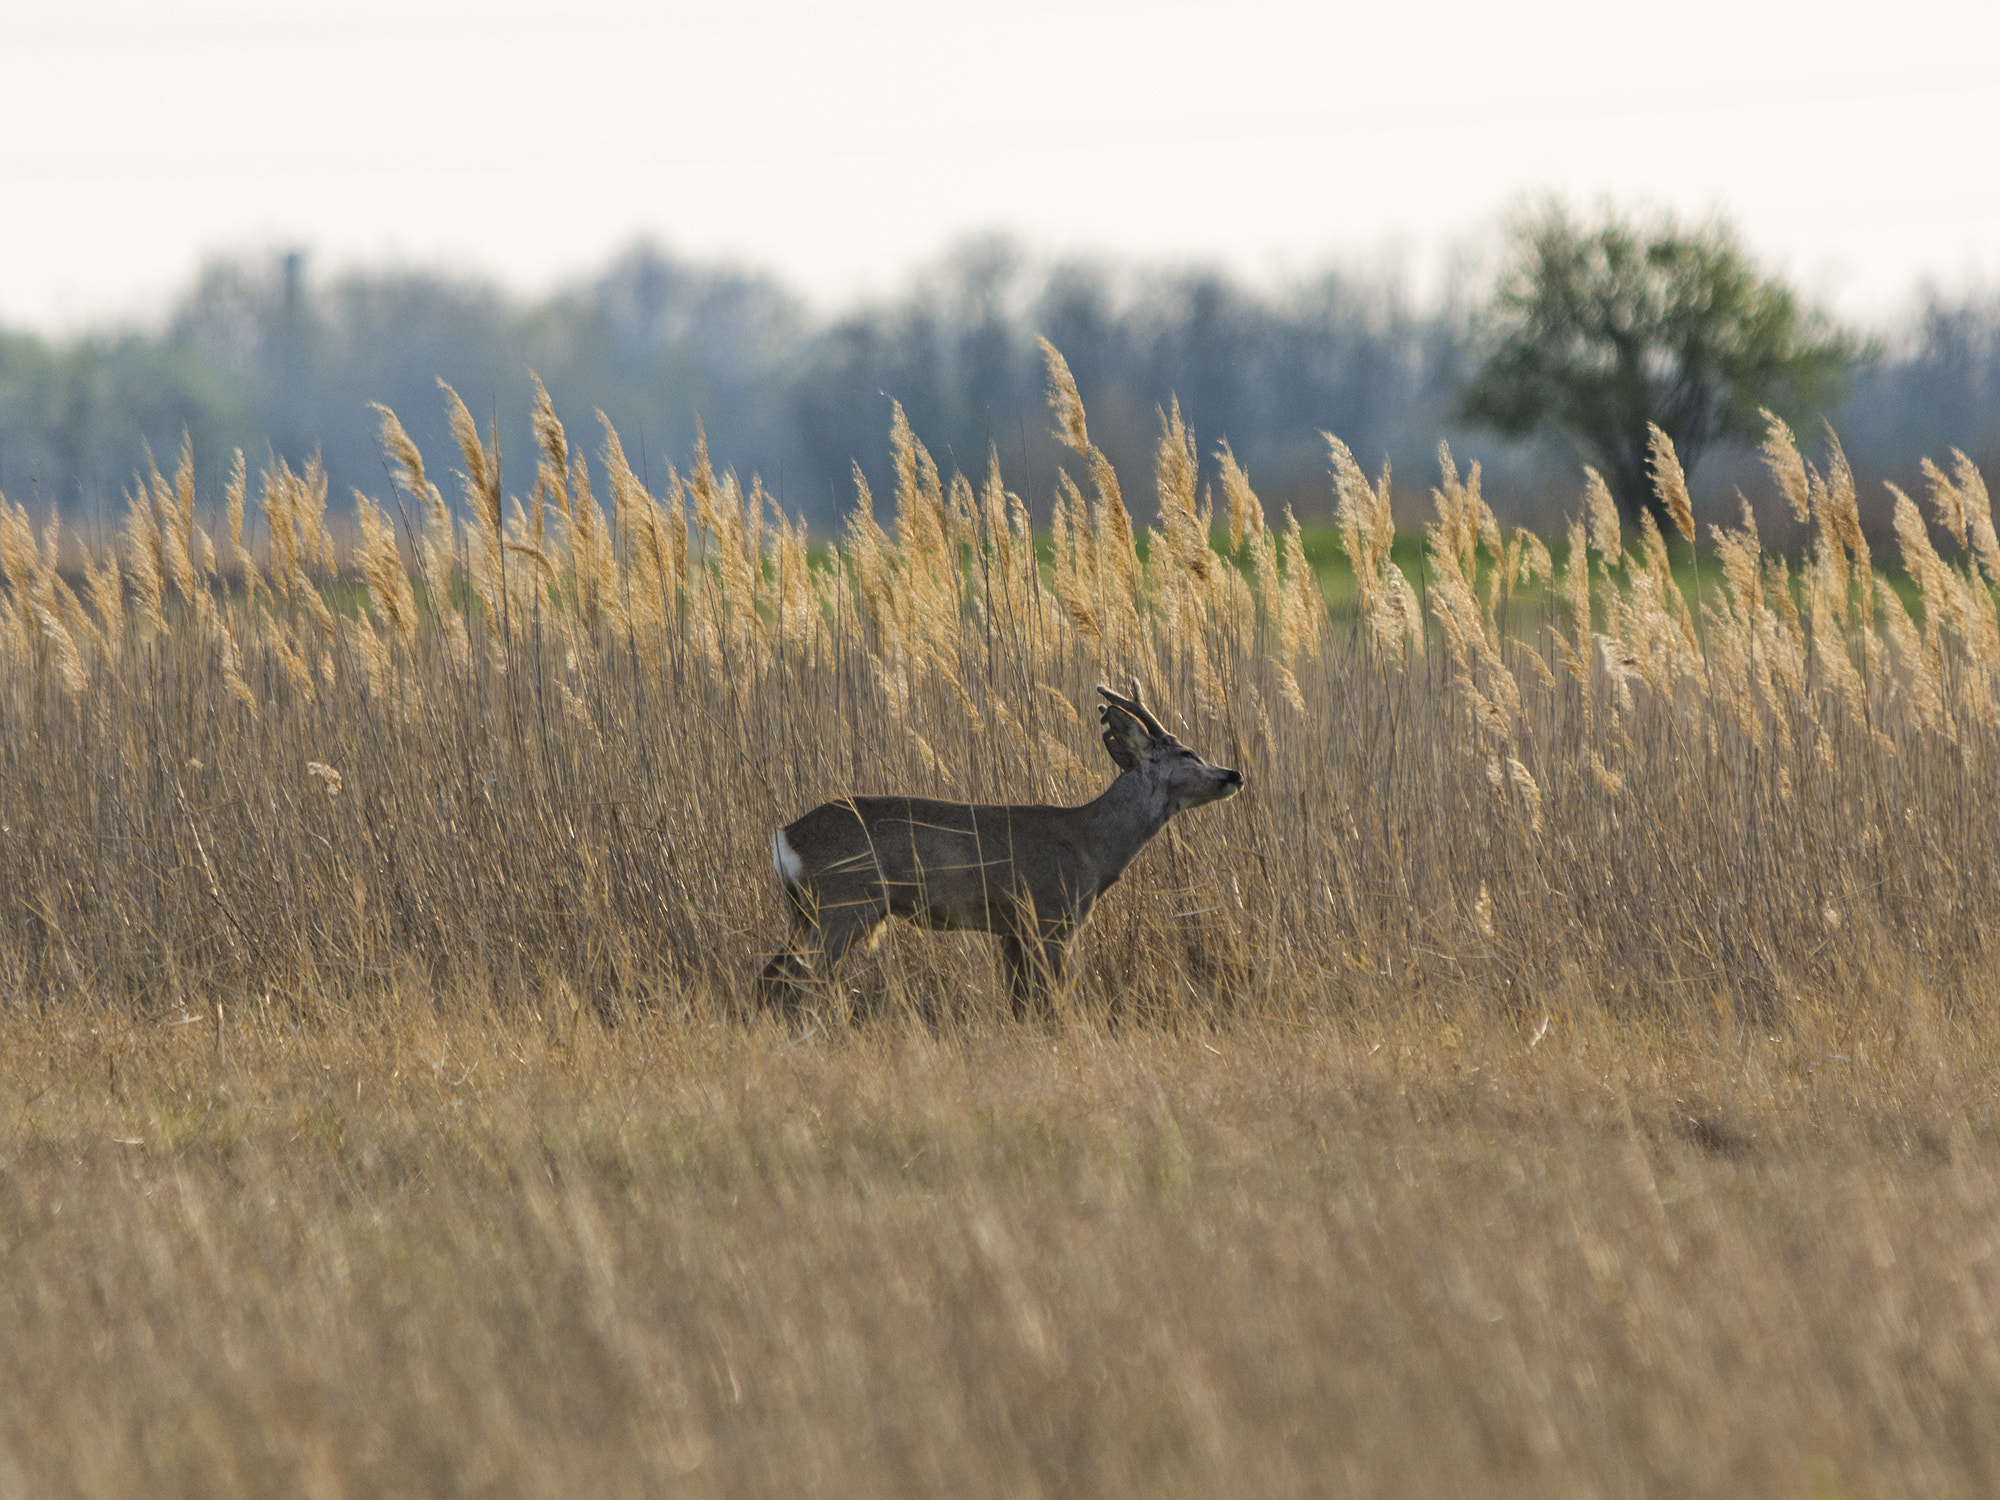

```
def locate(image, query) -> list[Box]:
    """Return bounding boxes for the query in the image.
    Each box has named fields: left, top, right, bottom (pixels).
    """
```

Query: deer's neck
left=1075, top=770, right=1172, bottom=882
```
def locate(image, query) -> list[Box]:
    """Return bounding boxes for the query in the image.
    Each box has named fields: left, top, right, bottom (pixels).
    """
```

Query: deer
left=759, top=682, right=1243, bottom=1020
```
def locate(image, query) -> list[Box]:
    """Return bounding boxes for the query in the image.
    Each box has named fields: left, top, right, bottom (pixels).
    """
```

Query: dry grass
left=5, top=352, right=2000, bottom=1493
left=7, top=1001, right=2000, bottom=1497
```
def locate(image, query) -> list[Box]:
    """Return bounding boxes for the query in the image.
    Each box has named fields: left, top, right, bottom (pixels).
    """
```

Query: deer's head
left=1098, top=682, right=1244, bottom=814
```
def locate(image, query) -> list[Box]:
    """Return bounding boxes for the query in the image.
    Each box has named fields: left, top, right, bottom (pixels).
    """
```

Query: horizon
left=7, top=222, right=1999, bottom=347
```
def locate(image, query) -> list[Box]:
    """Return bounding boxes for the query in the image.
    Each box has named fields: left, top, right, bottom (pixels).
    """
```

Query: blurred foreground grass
left=5, top=994, right=1996, bottom=1498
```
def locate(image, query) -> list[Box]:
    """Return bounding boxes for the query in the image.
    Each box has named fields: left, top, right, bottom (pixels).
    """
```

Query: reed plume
left=8, top=346, right=2000, bottom=1074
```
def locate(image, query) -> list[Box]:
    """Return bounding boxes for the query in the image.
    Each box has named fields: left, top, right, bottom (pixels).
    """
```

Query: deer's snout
left=1219, top=767, right=1244, bottom=794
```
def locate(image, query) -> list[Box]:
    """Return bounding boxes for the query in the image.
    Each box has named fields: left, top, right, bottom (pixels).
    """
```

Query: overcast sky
left=4, top=0, right=1998, bottom=332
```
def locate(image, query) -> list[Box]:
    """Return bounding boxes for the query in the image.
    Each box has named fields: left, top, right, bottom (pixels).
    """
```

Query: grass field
left=8, top=994, right=1998, bottom=1497
left=5, top=350, right=2000, bottom=1494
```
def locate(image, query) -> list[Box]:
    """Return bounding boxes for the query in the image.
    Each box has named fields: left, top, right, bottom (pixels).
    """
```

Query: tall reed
left=3, top=348, right=1997, bottom=1024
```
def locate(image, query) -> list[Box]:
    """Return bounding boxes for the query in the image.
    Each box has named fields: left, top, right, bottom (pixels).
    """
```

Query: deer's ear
left=1100, top=699, right=1150, bottom=769
left=1102, top=727, right=1142, bottom=771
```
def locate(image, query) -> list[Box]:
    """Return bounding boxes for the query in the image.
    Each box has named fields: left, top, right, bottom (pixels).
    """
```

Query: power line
left=2, top=0, right=1275, bottom=48
left=4, top=73, right=1997, bottom=183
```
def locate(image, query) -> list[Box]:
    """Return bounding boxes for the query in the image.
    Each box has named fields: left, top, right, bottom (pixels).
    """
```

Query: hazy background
left=4, top=0, right=1999, bottom=531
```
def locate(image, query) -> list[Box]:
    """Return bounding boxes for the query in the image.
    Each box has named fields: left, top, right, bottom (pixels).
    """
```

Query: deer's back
left=778, top=796, right=1086, bottom=924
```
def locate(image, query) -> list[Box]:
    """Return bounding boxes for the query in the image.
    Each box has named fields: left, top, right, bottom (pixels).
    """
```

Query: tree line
left=3, top=214, right=1997, bottom=541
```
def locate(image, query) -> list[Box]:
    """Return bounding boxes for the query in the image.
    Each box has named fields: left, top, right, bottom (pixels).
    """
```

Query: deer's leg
left=759, top=949, right=805, bottom=994
left=793, top=898, right=884, bottom=1019
left=1000, top=930, right=1065, bottom=1024
left=815, top=901, right=884, bottom=969
left=761, top=898, right=886, bottom=1017
left=1036, top=935, right=1067, bottom=1017
left=760, top=904, right=821, bottom=1011
left=1000, top=933, right=1031, bottom=1021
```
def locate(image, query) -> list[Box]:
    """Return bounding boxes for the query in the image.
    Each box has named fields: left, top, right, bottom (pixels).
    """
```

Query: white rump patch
left=772, top=829, right=806, bottom=890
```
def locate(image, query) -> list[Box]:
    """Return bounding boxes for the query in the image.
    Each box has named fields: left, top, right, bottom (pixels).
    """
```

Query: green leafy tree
left=1461, top=202, right=1866, bottom=527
